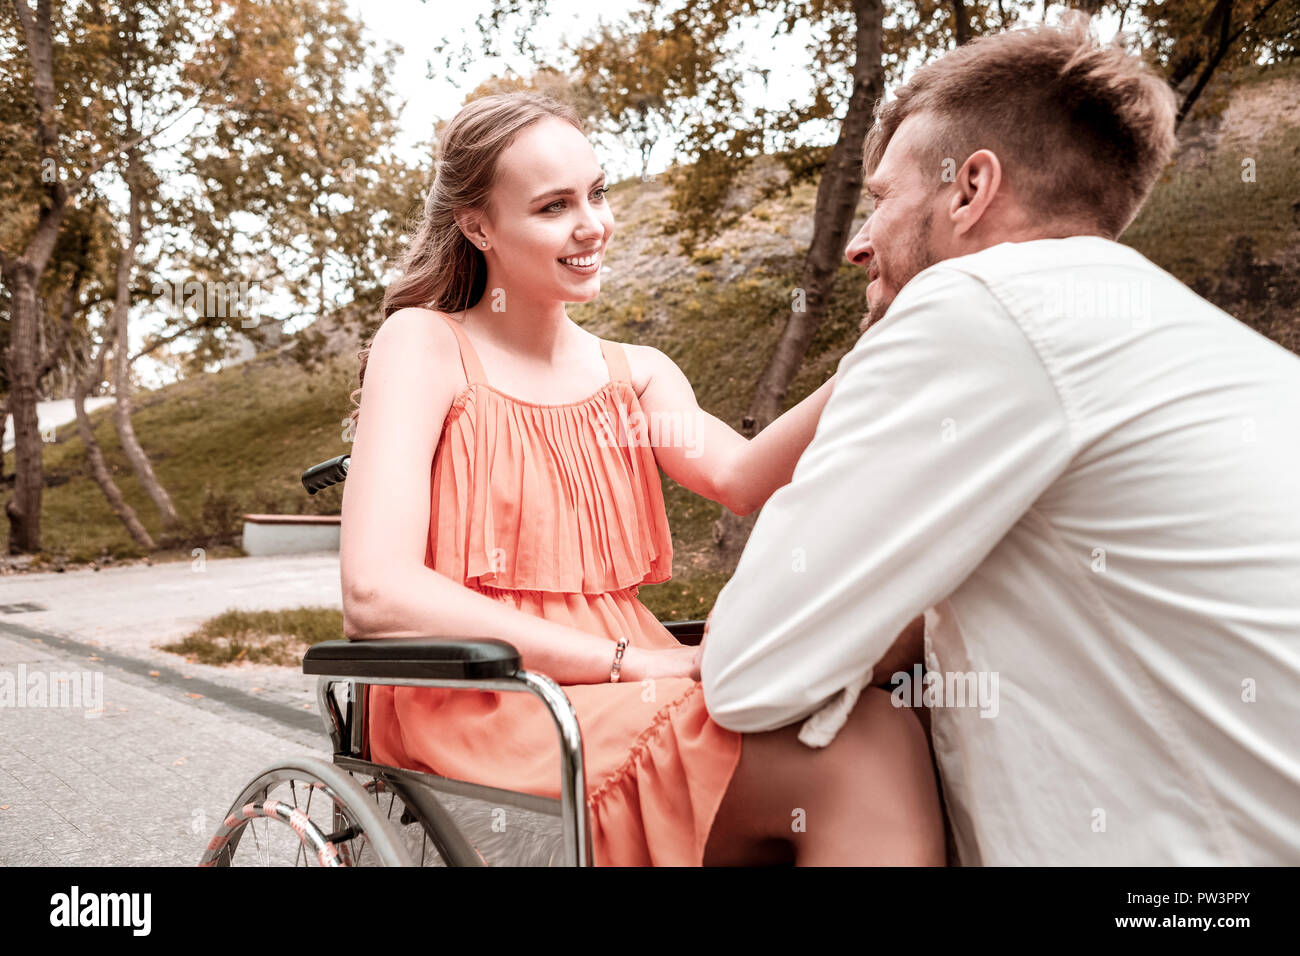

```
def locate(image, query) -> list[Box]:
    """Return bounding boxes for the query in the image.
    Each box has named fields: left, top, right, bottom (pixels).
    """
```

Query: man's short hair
left=863, top=12, right=1177, bottom=238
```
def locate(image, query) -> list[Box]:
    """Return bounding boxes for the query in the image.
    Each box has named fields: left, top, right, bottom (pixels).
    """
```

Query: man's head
left=847, top=13, right=1177, bottom=330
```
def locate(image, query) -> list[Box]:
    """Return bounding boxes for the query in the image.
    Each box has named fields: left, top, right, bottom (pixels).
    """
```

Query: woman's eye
left=541, top=188, right=605, bottom=213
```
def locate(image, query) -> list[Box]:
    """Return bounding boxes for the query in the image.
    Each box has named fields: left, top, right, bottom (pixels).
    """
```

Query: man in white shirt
left=700, top=14, right=1300, bottom=865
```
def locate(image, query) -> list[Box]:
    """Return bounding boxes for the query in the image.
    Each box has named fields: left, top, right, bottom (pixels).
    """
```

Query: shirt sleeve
left=700, top=264, right=1077, bottom=733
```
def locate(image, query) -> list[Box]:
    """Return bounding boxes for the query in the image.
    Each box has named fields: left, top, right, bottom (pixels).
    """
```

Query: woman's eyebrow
left=530, top=174, right=607, bottom=204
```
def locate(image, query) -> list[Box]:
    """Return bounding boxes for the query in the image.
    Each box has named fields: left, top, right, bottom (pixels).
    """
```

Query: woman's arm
left=340, top=308, right=694, bottom=683
left=634, top=344, right=836, bottom=515
left=731, top=373, right=837, bottom=511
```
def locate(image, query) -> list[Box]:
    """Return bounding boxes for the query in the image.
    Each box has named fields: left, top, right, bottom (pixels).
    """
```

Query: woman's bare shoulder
left=372, top=307, right=467, bottom=395
left=379, top=306, right=455, bottom=343
left=611, top=340, right=670, bottom=398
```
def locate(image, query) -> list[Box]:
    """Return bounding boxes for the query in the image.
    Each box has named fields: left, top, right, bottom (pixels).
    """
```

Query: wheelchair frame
left=202, top=453, right=704, bottom=867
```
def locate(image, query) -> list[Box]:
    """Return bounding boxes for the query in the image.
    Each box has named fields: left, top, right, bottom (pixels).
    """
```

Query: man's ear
left=948, top=149, right=1002, bottom=237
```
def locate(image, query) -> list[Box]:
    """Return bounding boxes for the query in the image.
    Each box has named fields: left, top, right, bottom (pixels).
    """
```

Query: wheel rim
left=200, top=761, right=412, bottom=867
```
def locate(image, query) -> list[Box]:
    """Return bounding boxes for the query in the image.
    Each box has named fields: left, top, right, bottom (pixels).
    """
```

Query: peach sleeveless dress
left=365, top=313, right=743, bottom=866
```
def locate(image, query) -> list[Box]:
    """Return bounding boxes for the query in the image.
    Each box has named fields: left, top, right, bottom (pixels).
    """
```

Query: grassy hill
left=7, top=64, right=1297, bottom=623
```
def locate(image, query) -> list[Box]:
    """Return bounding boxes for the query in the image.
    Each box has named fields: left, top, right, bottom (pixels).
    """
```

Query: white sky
left=349, top=0, right=827, bottom=179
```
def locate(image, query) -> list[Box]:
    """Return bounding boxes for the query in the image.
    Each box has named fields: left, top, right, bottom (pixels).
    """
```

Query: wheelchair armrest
left=662, top=619, right=706, bottom=646
left=303, top=638, right=520, bottom=680
left=306, top=620, right=705, bottom=681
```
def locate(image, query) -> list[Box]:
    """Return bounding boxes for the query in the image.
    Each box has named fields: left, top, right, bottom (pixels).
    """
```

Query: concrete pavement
left=0, top=553, right=341, bottom=865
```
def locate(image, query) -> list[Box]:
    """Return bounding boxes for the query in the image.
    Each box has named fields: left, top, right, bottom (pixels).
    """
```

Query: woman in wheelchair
left=339, top=92, right=945, bottom=865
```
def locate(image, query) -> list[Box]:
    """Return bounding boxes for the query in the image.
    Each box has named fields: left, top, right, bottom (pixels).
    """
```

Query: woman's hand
left=618, top=644, right=701, bottom=683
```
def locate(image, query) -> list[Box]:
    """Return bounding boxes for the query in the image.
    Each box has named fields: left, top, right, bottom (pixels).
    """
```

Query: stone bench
left=240, top=513, right=341, bottom=556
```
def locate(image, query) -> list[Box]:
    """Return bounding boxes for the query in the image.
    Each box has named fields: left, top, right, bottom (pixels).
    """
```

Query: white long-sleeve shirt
left=700, top=235, right=1300, bottom=865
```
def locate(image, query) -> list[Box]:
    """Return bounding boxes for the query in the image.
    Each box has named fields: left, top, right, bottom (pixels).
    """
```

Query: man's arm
left=700, top=265, right=1077, bottom=733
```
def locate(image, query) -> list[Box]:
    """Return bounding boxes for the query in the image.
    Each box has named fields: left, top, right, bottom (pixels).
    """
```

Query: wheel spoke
left=211, top=762, right=415, bottom=867
left=247, top=816, right=264, bottom=865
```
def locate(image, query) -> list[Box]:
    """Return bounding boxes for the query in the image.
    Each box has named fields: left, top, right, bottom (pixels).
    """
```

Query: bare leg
left=702, top=685, right=945, bottom=866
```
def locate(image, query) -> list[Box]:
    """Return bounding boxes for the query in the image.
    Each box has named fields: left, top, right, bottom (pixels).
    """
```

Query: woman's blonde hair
left=348, top=92, right=584, bottom=429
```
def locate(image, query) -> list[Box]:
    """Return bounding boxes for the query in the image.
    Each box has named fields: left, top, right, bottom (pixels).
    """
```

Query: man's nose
left=845, top=221, right=873, bottom=267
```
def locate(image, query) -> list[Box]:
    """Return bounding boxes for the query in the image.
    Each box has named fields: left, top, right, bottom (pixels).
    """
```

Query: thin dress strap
left=600, top=339, right=632, bottom=385
left=439, top=313, right=488, bottom=386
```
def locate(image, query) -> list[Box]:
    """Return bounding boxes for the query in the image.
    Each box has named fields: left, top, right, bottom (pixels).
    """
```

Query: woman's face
left=478, top=116, right=615, bottom=304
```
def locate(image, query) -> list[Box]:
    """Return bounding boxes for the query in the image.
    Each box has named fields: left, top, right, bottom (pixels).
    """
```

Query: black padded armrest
left=663, top=619, right=706, bottom=646
left=303, top=638, right=521, bottom=680
left=305, top=621, right=706, bottom=681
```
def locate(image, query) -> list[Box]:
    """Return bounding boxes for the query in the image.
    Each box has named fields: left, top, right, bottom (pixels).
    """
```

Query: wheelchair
left=200, top=453, right=705, bottom=867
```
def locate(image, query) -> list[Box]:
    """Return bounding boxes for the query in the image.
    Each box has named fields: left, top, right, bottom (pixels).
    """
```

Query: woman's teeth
left=560, top=254, right=599, bottom=267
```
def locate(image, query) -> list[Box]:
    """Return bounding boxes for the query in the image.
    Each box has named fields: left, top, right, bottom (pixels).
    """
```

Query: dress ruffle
left=586, top=681, right=743, bottom=866
left=430, top=382, right=673, bottom=594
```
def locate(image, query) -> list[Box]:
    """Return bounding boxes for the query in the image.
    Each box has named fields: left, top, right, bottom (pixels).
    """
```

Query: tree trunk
left=1172, top=0, right=1285, bottom=128
left=953, top=0, right=970, bottom=45
left=3, top=0, right=71, bottom=554
left=74, top=326, right=154, bottom=550
left=111, top=145, right=181, bottom=531
left=1176, top=0, right=1235, bottom=127
left=4, top=269, right=48, bottom=554
left=1167, top=0, right=1234, bottom=88
left=712, top=0, right=884, bottom=566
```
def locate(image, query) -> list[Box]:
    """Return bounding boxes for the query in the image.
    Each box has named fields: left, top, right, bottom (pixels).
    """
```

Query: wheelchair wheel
left=199, top=756, right=413, bottom=866
left=354, top=771, right=570, bottom=867
left=355, top=774, right=461, bottom=867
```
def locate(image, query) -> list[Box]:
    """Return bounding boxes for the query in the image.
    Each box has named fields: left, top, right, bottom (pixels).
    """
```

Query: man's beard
left=859, top=209, right=937, bottom=333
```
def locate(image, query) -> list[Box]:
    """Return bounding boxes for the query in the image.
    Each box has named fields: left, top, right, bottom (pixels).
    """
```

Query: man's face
left=845, top=114, right=947, bottom=330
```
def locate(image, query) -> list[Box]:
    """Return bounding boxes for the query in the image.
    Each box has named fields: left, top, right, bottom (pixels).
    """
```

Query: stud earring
left=481, top=241, right=487, bottom=248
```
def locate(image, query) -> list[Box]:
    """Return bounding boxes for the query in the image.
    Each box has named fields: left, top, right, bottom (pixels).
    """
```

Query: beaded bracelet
left=609, top=638, right=629, bottom=683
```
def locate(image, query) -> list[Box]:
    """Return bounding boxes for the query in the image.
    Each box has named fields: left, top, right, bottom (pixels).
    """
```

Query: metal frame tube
left=313, top=670, right=591, bottom=866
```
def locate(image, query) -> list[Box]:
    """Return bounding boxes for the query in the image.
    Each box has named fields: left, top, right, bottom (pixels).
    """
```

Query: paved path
left=0, top=554, right=342, bottom=865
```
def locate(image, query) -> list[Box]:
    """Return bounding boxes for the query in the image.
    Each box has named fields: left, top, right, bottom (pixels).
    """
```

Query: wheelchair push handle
left=302, top=454, right=350, bottom=495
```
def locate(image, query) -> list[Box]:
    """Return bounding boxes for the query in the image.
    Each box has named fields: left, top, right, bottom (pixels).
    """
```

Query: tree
left=1, top=0, right=134, bottom=553
left=1, top=0, right=428, bottom=554
left=572, top=7, right=728, bottom=181
left=1124, top=0, right=1297, bottom=126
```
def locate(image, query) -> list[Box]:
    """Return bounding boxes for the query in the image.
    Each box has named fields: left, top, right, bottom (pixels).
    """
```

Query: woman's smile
left=559, top=249, right=603, bottom=274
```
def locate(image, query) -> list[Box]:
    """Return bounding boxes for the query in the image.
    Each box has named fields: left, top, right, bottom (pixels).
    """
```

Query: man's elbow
left=703, top=686, right=800, bottom=734
left=701, top=657, right=794, bottom=734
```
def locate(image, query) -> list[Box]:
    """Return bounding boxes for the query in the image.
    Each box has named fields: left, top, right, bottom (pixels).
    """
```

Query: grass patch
left=160, top=606, right=343, bottom=666
left=638, top=570, right=734, bottom=623
left=3, top=349, right=353, bottom=564
left=1124, top=122, right=1300, bottom=280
